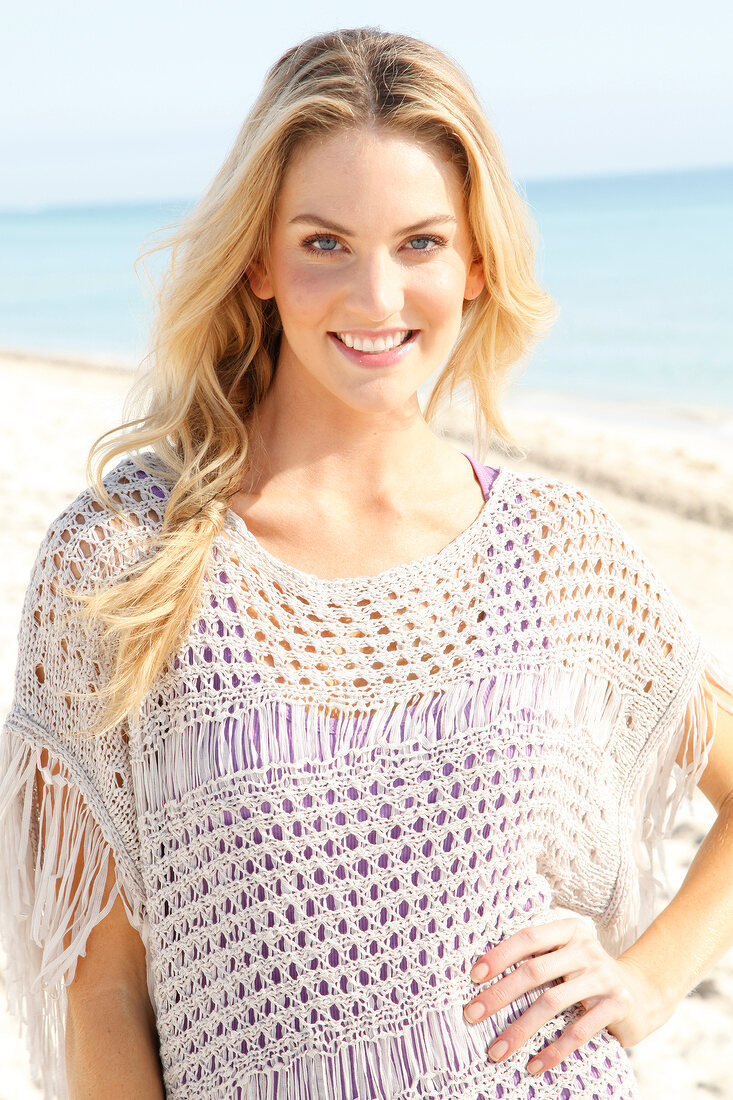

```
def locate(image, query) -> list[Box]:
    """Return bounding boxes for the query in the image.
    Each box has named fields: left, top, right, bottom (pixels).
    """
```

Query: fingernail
left=489, top=1039, right=509, bottom=1060
left=527, top=1058, right=543, bottom=1074
left=470, top=962, right=489, bottom=982
left=463, top=1002, right=485, bottom=1022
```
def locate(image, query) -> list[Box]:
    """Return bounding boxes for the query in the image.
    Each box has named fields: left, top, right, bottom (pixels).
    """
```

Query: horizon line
left=1, top=160, right=731, bottom=217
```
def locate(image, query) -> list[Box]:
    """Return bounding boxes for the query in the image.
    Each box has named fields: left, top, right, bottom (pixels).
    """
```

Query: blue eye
left=303, top=235, right=341, bottom=254
left=408, top=236, right=439, bottom=251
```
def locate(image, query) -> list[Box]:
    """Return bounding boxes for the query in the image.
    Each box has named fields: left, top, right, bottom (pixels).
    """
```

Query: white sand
left=1, top=351, right=731, bottom=1099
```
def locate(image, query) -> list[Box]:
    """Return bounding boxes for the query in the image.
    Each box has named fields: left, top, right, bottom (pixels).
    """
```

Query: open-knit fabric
left=2, top=453, right=732, bottom=1100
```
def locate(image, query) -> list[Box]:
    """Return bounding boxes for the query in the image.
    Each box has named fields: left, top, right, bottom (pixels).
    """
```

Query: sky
left=3, top=0, right=732, bottom=209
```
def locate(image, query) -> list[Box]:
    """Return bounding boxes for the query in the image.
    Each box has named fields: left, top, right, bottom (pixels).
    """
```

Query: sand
left=1, top=350, right=731, bottom=1099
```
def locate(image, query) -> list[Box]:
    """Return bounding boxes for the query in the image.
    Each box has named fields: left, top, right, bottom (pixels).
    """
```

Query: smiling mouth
left=330, top=330, right=417, bottom=353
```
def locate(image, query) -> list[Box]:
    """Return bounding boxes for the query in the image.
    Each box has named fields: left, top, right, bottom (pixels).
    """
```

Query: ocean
left=1, top=165, right=731, bottom=407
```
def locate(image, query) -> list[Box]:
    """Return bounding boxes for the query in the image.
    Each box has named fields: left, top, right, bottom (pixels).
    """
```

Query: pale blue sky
left=4, top=0, right=732, bottom=208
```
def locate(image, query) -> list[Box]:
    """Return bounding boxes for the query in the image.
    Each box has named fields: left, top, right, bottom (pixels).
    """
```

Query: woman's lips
left=328, top=330, right=419, bottom=367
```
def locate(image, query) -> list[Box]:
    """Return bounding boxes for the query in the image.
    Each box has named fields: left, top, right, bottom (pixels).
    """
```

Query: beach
left=1, top=349, right=731, bottom=1099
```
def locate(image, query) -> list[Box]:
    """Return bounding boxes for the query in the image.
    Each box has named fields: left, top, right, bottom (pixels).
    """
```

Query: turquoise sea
left=1, top=165, right=731, bottom=406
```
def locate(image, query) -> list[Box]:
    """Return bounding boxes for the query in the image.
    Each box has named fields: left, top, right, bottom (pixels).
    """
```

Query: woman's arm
left=65, top=862, right=165, bottom=1099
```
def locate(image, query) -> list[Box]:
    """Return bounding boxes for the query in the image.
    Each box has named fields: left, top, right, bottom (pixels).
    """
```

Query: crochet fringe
left=0, top=722, right=146, bottom=1100
left=605, top=645, right=733, bottom=957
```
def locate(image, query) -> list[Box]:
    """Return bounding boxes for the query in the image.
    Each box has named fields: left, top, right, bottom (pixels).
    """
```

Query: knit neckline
left=223, top=463, right=510, bottom=590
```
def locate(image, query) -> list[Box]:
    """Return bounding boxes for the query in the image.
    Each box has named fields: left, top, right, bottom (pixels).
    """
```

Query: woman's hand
left=463, top=915, right=668, bottom=1076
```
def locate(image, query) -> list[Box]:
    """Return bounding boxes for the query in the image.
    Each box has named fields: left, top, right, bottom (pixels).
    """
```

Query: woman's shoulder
left=497, top=466, right=653, bottom=580
left=495, top=466, right=627, bottom=542
left=503, top=466, right=700, bottom=670
left=33, top=453, right=174, bottom=590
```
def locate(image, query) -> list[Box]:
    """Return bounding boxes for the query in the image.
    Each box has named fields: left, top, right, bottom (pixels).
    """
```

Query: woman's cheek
left=413, top=260, right=466, bottom=311
left=286, top=263, right=342, bottom=319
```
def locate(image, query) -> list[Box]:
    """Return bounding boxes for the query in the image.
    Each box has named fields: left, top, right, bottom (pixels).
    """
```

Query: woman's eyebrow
left=288, top=213, right=457, bottom=235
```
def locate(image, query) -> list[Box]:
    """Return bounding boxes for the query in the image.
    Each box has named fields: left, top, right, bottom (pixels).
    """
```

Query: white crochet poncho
left=1, top=455, right=731, bottom=1100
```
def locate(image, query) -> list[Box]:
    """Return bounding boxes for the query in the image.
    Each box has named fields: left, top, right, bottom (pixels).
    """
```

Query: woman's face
left=248, top=126, right=485, bottom=416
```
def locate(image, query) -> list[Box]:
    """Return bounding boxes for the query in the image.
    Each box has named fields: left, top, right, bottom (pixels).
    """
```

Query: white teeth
left=336, top=330, right=410, bottom=352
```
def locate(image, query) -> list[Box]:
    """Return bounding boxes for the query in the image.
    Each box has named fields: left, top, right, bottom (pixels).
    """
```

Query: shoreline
left=7, top=343, right=733, bottom=415
left=0, top=345, right=139, bottom=376
left=6, top=346, right=733, bottom=531
left=6, top=343, right=733, bottom=421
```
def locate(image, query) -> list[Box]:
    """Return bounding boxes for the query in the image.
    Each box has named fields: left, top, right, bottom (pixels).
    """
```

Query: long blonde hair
left=81, top=26, right=556, bottom=733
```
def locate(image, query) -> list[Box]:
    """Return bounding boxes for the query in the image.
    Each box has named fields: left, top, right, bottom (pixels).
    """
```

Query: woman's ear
left=464, top=255, right=485, bottom=302
left=246, top=259, right=275, bottom=300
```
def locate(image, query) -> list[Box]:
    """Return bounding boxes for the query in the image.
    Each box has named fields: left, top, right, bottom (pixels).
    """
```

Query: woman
left=2, top=25, right=732, bottom=1100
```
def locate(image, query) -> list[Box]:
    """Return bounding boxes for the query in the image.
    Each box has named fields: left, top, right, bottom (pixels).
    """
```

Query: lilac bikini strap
left=462, top=452, right=500, bottom=503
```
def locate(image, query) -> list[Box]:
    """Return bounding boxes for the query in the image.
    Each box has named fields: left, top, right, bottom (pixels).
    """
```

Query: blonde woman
left=2, top=26, right=732, bottom=1100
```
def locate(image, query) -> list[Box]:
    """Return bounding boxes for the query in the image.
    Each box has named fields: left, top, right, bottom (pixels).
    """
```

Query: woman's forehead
left=277, top=128, right=466, bottom=218
left=287, top=124, right=454, bottom=171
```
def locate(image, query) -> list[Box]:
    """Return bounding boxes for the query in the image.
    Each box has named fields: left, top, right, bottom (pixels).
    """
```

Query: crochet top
left=1, top=452, right=731, bottom=1100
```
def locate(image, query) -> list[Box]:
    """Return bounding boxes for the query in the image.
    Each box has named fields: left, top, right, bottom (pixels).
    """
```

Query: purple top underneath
left=461, top=453, right=500, bottom=503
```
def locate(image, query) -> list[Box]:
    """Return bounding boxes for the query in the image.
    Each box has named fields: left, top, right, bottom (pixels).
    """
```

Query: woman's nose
left=346, top=250, right=405, bottom=321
